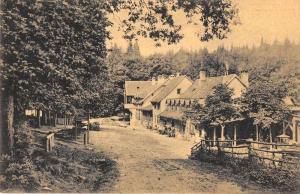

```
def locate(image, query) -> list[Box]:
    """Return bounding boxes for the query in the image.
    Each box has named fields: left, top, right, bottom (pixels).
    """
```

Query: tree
left=241, top=79, right=290, bottom=142
left=0, top=0, right=110, bottom=153
left=146, top=54, right=177, bottom=78
left=114, top=0, right=239, bottom=44
left=187, top=84, right=241, bottom=140
left=1, top=0, right=239, bottom=153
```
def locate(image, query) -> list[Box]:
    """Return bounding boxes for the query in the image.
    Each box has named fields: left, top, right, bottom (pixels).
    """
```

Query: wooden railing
left=191, top=139, right=300, bottom=168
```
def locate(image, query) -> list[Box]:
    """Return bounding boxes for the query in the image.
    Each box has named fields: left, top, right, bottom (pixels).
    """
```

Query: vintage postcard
left=0, top=0, right=299, bottom=193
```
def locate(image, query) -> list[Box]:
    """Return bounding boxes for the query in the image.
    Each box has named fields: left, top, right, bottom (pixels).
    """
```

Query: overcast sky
left=108, top=0, right=300, bottom=56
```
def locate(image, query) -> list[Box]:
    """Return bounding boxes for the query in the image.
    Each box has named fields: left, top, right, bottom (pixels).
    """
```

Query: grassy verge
left=0, top=124, right=119, bottom=192
left=193, top=149, right=300, bottom=192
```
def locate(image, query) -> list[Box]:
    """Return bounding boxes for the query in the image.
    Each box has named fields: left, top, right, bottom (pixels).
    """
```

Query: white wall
left=153, top=77, right=193, bottom=127
left=227, top=78, right=247, bottom=99
left=161, top=78, right=193, bottom=111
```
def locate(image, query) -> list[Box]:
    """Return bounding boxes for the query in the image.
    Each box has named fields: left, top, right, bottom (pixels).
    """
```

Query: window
left=177, top=88, right=181, bottom=94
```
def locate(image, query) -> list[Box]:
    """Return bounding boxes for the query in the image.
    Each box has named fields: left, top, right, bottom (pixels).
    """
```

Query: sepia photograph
left=0, top=0, right=299, bottom=193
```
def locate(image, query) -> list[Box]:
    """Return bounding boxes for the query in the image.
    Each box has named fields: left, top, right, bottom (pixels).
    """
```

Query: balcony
left=124, top=103, right=136, bottom=109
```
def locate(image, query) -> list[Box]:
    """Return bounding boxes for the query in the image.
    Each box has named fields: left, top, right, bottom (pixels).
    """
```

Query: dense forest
left=106, top=38, right=300, bottom=115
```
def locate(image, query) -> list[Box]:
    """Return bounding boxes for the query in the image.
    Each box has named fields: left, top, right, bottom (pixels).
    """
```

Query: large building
left=124, top=70, right=300, bottom=144
left=159, top=69, right=249, bottom=141
left=124, top=74, right=192, bottom=128
left=124, top=69, right=249, bottom=140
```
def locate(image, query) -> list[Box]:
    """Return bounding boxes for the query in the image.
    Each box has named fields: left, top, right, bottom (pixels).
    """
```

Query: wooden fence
left=46, top=133, right=55, bottom=152
left=191, top=139, right=300, bottom=169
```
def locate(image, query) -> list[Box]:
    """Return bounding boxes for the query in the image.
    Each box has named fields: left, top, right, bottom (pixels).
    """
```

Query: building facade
left=159, top=69, right=249, bottom=141
left=124, top=69, right=300, bottom=145
left=124, top=74, right=192, bottom=129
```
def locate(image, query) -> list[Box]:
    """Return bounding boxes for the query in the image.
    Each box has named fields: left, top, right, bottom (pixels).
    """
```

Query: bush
left=158, top=127, right=176, bottom=137
left=194, top=149, right=300, bottom=191
left=248, top=162, right=299, bottom=191
left=1, top=124, right=40, bottom=192
left=4, top=158, right=40, bottom=191
left=90, top=122, right=101, bottom=131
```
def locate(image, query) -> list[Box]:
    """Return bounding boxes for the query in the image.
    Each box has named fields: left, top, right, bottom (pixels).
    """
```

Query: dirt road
left=90, top=125, right=270, bottom=193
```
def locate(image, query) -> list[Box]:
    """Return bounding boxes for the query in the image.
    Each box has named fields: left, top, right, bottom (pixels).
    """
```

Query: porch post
left=221, top=125, right=225, bottom=141
left=233, top=124, right=237, bottom=146
left=256, top=125, right=259, bottom=141
left=213, top=126, right=216, bottom=146
left=292, top=118, right=297, bottom=142
left=201, top=128, right=205, bottom=138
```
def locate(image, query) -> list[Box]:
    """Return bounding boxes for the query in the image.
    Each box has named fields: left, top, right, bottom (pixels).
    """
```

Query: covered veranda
left=207, top=118, right=246, bottom=146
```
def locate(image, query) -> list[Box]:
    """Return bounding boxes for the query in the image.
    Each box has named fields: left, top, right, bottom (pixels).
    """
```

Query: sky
left=108, top=0, right=300, bottom=56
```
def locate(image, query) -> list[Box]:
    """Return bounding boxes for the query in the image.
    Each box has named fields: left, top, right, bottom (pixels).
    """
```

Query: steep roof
left=151, top=76, right=187, bottom=103
left=138, top=104, right=153, bottom=111
left=125, top=81, right=159, bottom=98
left=179, top=74, right=242, bottom=99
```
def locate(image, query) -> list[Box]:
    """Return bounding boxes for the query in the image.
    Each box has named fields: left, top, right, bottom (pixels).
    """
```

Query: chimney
left=224, top=61, right=230, bottom=75
left=157, top=75, right=166, bottom=85
left=169, top=75, right=175, bottom=79
left=199, top=63, right=206, bottom=81
left=240, top=71, right=249, bottom=87
left=151, top=77, right=156, bottom=85
left=199, top=70, right=206, bottom=81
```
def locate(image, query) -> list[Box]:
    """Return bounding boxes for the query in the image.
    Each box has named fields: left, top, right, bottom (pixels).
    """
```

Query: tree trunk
left=269, top=128, right=272, bottom=143
left=64, top=114, right=66, bottom=129
left=233, top=124, right=237, bottom=146
left=44, top=110, right=48, bottom=126
left=256, top=125, right=259, bottom=141
left=87, top=113, right=90, bottom=144
left=49, top=112, right=53, bottom=126
left=7, top=95, right=14, bottom=154
left=54, top=113, right=57, bottom=127
left=37, top=110, right=41, bottom=128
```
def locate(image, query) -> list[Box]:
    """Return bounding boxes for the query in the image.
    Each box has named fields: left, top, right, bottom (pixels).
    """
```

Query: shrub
left=194, top=148, right=300, bottom=191
left=90, top=122, right=101, bottom=131
left=248, top=162, right=299, bottom=191
left=1, top=124, right=40, bottom=192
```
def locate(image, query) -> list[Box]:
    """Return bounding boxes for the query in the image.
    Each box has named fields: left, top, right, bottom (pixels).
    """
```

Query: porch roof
left=210, top=117, right=245, bottom=126
left=138, top=104, right=153, bottom=111
left=159, top=110, right=184, bottom=121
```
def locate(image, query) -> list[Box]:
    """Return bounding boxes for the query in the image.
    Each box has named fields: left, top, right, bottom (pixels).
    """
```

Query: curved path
left=90, top=125, right=271, bottom=193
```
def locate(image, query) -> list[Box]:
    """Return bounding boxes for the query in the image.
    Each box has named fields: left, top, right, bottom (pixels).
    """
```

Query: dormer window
left=177, top=88, right=181, bottom=94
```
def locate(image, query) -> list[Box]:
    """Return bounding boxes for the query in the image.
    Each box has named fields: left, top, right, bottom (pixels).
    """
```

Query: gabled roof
left=283, top=96, right=300, bottom=112
left=151, top=76, right=187, bottom=103
left=179, top=74, right=244, bottom=99
left=125, top=81, right=160, bottom=98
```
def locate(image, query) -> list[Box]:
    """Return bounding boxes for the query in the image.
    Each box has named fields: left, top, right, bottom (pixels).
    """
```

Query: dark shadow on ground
left=159, top=158, right=278, bottom=193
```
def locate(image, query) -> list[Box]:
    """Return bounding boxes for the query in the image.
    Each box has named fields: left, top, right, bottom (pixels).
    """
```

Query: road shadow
left=157, top=158, right=276, bottom=193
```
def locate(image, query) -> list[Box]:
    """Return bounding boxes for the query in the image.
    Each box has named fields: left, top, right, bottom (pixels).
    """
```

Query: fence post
left=75, top=123, right=78, bottom=141
left=84, top=131, right=87, bottom=145
left=46, top=133, right=55, bottom=152
left=248, top=142, right=252, bottom=161
left=46, top=138, right=49, bottom=152
left=272, top=152, right=276, bottom=168
left=231, top=144, right=234, bottom=159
